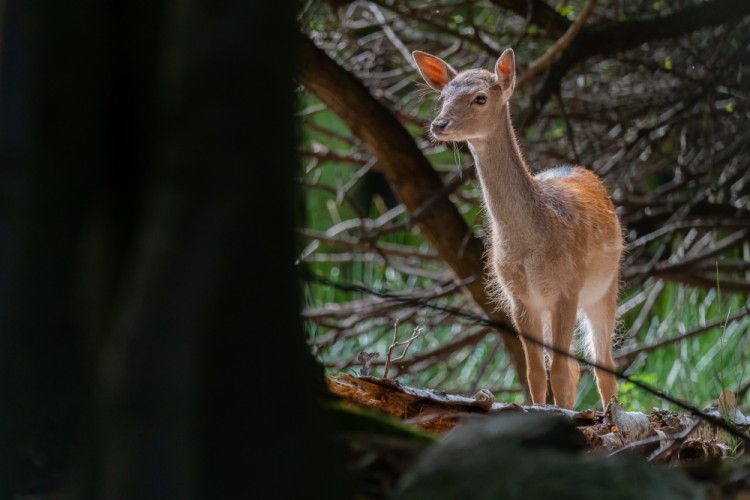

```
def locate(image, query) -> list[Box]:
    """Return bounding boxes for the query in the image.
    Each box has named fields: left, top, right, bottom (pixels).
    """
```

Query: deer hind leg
left=512, top=303, right=547, bottom=405
left=582, top=277, right=619, bottom=409
left=548, top=295, right=580, bottom=409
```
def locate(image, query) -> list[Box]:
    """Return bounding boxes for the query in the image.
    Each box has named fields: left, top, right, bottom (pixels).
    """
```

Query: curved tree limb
left=516, top=0, right=597, bottom=89
left=297, top=32, right=529, bottom=393
left=492, top=0, right=749, bottom=55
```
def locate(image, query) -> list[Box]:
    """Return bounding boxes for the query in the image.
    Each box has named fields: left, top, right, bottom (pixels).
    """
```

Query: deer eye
left=473, top=94, right=487, bottom=105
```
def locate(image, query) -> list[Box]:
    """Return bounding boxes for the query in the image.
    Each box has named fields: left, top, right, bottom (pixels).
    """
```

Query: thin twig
left=383, top=320, right=424, bottom=379
left=383, top=319, right=400, bottom=379
left=647, top=420, right=704, bottom=462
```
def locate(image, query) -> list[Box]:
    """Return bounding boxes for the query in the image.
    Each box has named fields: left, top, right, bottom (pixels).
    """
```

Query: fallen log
left=326, top=374, right=748, bottom=463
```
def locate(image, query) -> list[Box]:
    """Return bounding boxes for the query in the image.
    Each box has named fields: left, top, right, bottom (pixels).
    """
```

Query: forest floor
left=327, top=373, right=750, bottom=499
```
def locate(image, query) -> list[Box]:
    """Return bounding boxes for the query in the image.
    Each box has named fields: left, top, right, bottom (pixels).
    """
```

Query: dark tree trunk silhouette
left=0, top=1, right=348, bottom=498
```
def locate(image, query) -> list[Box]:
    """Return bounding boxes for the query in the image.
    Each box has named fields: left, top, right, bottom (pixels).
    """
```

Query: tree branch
left=519, top=0, right=750, bottom=126
left=516, top=0, right=597, bottom=88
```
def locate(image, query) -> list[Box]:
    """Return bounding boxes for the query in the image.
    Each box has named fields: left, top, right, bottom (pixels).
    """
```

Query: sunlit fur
left=413, top=49, right=623, bottom=410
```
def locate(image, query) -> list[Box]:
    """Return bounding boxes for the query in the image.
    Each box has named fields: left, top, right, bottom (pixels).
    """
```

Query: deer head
left=412, top=49, right=516, bottom=142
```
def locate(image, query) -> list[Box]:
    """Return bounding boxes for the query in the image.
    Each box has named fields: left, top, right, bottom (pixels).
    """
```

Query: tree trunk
left=0, top=1, right=349, bottom=498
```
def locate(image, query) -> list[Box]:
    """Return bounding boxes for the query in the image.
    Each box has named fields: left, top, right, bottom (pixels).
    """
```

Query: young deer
left=412, top=48, right=623, bottom=410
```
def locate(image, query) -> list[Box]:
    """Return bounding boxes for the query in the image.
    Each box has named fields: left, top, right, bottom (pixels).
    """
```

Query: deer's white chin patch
left=432, top=130, right=462, bottom=142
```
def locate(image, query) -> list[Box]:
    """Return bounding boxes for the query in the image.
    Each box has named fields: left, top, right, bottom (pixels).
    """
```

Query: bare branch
left=516, top=0, right=597, bottom=88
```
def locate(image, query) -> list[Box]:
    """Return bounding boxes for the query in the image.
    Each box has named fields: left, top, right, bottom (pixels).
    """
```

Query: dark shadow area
left=0, top=1, right=349, bottom=498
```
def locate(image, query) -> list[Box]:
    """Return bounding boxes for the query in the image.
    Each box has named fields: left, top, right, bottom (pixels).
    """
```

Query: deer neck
left=467, top=107, right=541, bottom=246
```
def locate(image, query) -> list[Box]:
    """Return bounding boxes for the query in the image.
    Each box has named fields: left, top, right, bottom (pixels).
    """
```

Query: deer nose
left=431, top=118, right=451, bottom=133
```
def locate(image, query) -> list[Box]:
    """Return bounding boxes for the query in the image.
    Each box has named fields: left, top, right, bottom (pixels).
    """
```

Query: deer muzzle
left=430, top=118, right=453, bottom=139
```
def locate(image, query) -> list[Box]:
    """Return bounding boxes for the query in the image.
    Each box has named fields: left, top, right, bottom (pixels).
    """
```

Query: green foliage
left=555, top=4, right=575, bottom=19
left=611, top=372, right=659, bottom=410
left=576, top=282, right=750, bottom=412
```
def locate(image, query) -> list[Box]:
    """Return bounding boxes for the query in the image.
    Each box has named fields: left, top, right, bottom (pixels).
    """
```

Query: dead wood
left=327, top=374, right=748, bottom=465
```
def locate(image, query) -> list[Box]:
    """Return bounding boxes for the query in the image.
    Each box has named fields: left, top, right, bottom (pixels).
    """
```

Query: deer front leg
left=512, top=304, right=547, bottom=405
left=549, top=295, right=579, bottom=410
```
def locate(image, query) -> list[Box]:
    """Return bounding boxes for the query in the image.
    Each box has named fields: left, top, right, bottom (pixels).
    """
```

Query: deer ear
left=495, top=49, right=516, bottom=93
left=412, top=51, right=457, bottom=91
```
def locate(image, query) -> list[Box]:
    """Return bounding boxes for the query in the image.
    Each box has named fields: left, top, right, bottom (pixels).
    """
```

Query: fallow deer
left=412, top=48, right=623, bottom=409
